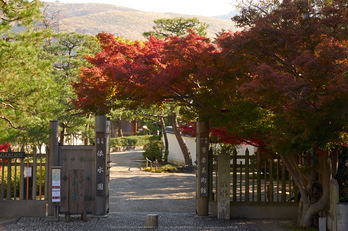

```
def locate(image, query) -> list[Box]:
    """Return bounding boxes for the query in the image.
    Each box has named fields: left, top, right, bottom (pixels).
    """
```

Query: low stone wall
left=0, top=200, right=47, bottom=218
left=327, top=179, right=339, bottom=231
left=110, top=146, right=144, bottom=152
left=337, top=203, right=348, bottom=231
left=210, top=201, right=298, bottom=219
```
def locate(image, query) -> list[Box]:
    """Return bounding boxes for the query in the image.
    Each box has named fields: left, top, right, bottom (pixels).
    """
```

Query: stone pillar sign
left=217, top=151, right=230, bottom=220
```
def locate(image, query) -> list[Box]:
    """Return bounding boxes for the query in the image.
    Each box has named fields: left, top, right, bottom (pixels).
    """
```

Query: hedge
left=110, top=135, right=161, bottom=147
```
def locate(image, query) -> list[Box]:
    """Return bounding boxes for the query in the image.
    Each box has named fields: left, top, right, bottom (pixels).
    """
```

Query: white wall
left=232, top=144, right=257, bottom=165
left=165, top=133, right=196, bottom=165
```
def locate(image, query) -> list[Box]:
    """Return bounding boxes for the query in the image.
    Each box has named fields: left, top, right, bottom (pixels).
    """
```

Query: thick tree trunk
left=171, top=112, right=192, bottom=166
left=280, top=151, right=330, bottom=227
left=299, top=202, right=315, bottom=227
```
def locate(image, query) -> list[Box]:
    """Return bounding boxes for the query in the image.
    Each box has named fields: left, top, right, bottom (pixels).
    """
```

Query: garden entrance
left=47, top=116, right=111, bottom=219
left=0, top=116, right=111, bottom=219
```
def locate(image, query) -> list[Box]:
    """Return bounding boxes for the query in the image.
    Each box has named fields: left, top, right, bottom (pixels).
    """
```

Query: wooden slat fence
left=211, top=145, right=319, bottom=204
left=0, top=148, right=47, bottom=201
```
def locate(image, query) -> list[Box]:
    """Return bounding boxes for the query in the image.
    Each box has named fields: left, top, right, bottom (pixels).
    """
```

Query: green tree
left=43, top=32, right=101, bottom=145
left=0, top=0, right=58, bottom=146
left=1, top=1, right=100, bottom=148
left=0, top=0, right=43, bottom=33
left=143, top=17, right=208, bottom=39
left=0, top=31, right=60, bottom=145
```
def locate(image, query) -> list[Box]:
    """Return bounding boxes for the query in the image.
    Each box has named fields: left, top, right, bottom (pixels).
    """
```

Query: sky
left=43, top=0, right=237, bottom=17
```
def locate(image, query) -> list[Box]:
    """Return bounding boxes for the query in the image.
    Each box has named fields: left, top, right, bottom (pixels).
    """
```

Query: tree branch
left=1, top=102, right=16, bottom=110
left=0, top=116, right=25, bottom=130
left=280, top=153, right=306, bottom=195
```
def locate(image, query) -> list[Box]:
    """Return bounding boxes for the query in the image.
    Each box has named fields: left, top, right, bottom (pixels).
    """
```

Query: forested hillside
left=43, top=2, right=237, bottom=40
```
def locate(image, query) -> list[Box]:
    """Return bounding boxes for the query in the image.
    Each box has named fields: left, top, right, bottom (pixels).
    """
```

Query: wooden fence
left=210, top=145, right=320, bottom=219
left=0, top=148, right=47, bottom=201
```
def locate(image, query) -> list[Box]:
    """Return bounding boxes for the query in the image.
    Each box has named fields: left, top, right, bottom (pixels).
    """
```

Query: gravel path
left=0, top=150, right=297, bottom=230
left=109, top=150, right=196, bottom=214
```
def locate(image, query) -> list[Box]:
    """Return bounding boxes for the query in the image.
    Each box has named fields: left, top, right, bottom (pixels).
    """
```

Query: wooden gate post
left=196, top=120, right=209, bottom=216
left=48, top=120, right=59, bottom=216
left=95, top=115, right=107, bottom=216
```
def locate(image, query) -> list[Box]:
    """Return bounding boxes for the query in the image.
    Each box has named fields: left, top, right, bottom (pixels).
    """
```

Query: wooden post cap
left=145, top=214, right=158, bottom=229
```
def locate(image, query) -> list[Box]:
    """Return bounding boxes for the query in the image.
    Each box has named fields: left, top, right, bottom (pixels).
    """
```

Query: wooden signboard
left=96, top=132, right=106, bottom=196
left=0, top=152, right=25, bottom=158
left=199, top=132, right=209, bottom=198
left=51, top=166, right=62, bottom=206
left=24, top=167, right=32, bottom=178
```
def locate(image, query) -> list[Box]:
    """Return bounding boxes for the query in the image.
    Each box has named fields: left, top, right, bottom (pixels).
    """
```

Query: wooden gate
left=48, top=116, right=110, bottom=218
left=58, top=145, right=95, bottom=214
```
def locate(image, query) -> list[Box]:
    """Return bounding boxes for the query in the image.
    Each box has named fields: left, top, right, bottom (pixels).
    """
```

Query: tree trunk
left=160, top=116, right=169, bottom=162
left=116, top=115, right=123, bottom=137
left=84, top=114, right=91, bottom=145
left=59, top=124, right=66, bottom=145
left=171, top=112, right=192, bottom=166
left=280, top=151, right=330, bottom=227
left=299, top=202, right=315, bottom=227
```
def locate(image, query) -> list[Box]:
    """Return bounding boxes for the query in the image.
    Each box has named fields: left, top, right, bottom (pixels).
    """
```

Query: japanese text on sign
left=199, top=133, right=209, bottom=197
left=96, top=132, right=106, bottom=196
left=52, top=168, right=61, bottom=203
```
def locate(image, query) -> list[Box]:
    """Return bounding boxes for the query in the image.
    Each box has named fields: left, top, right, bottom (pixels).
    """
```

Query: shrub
left=143, top=164, right=178, bottom=173
left=149, top=135, right=161, bottom=141
left=1, top=164, right=45, bottom=199
left=143, top=140, right=164, bottom=162
left=161, top=164, right=178, bottom=172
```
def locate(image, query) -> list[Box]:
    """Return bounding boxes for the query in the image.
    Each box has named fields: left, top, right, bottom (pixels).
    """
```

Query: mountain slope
left=44, top=2, right=237, bottom=40
left=212, top=10, right=240, bottom=21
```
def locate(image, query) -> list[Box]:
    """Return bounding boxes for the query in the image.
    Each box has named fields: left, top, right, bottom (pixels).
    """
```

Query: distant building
left=110, top=120, right=142, bottom=137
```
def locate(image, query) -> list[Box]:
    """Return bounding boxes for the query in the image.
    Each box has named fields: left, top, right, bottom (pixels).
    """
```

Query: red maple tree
left=215, top=0, right=348, bottom=227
